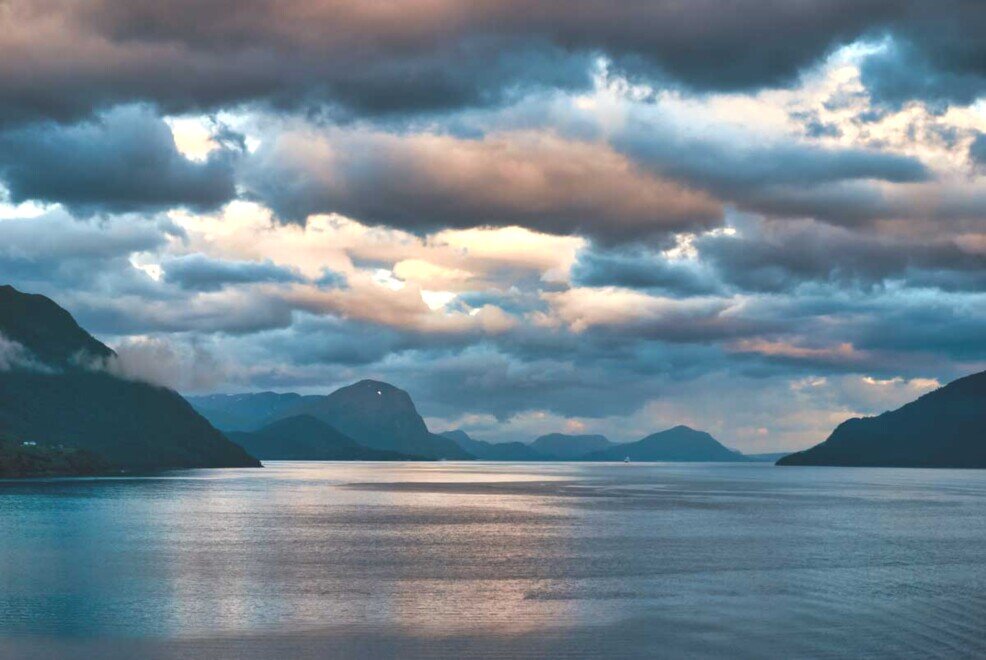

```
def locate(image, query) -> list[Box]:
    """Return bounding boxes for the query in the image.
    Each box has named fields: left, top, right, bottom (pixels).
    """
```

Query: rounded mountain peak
left=329, top=379, right=417, bottom=412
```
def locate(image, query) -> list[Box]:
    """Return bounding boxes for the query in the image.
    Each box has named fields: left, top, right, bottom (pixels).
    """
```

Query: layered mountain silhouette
left=529, top=433, right=614, bottom=459
left=194, top=380, right=473, bottom=460
left=582, top=425, right=749, bottom=462
left=275, top=380, right=472, bottom=459
left=778, top=371, right=986, bottom=468
left=0, top=285, right=260, bottom=475
left=445, top=427, right=747, bottom=462
left=442, top=430, right=548, bottom=460
left=229, top=415, right=422, bottom=461
left=187, top=392, right=317, bottom=432
left=8, top=289, right=981, bottom=474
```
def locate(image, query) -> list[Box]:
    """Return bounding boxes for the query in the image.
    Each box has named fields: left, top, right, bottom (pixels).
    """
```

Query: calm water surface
left=2, top=461, right=986, bottom=658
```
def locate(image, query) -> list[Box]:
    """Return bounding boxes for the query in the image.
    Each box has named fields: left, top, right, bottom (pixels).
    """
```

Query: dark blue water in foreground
left=2, top=462, right=986, bottom=659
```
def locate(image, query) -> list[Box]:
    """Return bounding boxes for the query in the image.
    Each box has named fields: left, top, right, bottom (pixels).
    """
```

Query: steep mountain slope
left=778, top=371, right=986, bottom=468
left=529, top=433, right=614, bottom=459
left=229, top=415, right=422, bottom=461
left=0, top=285, right=260, bottom=473
left=441, top=430, right=548, bottom=461
left=276, top=380, right=473, bottom=459
left=0, top=285, right=112, bottom=365
left=583, top=426, right=748, bottom=462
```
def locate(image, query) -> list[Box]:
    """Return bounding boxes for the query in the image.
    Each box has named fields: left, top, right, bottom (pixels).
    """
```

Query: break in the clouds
left=0, top=1, right=984, bottom=451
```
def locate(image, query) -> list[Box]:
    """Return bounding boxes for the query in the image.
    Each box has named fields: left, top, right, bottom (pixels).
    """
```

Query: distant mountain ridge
left=193, top=380, right=473, bottom=460
left=529, top=433, right=614, bottom=459
left=583, top=426, right=749, bottom=462
left=441, top=430, right=548, bottom=461
left=277, top=380, right=472, bottom=459
left=443, top=427, right=748, bottom=462
left=0, top=285, right=260, bottom=475
left=229, top=415, right=423, bottom=461
left=187, top=392, right=316, bottom=432
left=778, top=371, right=986, bottom=468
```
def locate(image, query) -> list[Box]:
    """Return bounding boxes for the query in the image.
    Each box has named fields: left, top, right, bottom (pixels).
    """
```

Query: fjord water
left=2, top=463, right=986, bottom=658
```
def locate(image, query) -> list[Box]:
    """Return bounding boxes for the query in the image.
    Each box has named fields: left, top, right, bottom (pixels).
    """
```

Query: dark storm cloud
left=1, top=0, right=978, bottom=126
left=853, top=297, right=986, bottom=361
left=249, top=314, right=494, bottom=372
left=859, top=2, right=986, bottom=108
left=0, top=210, right=172, bottom=297
left=694, top=219, right=986, bottom=293
left=163, top=254, right=304, bottom=291
left=738, top=286, right=986, bottom=367
left=861, top=43, right=984, bottom=111
left=0, top=106, right=238, bottom=214
left=0, top=211, right=166, bottom=264
left=0, top=0, right=592, bottom=124
left=73, top=291, right=300, bottom=336
left=242, top=129, right=723, bottom=242
left=264, top=317, right=409, bottom=368
left=82, top=0, right=891, bottom=90
left=370, top=342, right=674, bottom=421
left=622, top=313, right=789, bottom=345
left=234, top=97, right=948, bottom=242
left=614, top=118, right=930, bottom=218
left=571, top=249, right=722, bottom=296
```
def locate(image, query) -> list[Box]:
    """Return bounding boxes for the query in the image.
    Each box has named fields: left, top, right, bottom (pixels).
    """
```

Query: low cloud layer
left=106, top=337, right=230, bottom=392
left=0, top=333, right=48, bottom=372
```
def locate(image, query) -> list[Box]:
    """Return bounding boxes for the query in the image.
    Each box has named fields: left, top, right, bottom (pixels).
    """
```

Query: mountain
left=0, top=285, right=260, bottom=474
left=441, top=430, right=548, bottom=461
left=746, top=452, right=792, bottom=462
left=778, top=371, right=986, bottom=468
left=274, top=380, right=473, bottom=460
left=529, top=433, right=614, bottom=459
left=229, top=415, right=422, bottom=461
left=187, top=392, right=316, bottom=431
left=582, top=426, right=749, bottom=462
left=0, top=285, right=112, bottom=366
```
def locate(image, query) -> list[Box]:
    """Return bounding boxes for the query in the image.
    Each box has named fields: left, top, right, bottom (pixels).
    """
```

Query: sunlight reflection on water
left=2, top=461, right=986, bottom=658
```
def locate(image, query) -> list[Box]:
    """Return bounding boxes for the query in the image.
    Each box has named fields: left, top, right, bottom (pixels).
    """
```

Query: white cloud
left=0, top=333, right=51, bottom=373
left=105, top=336, right=229, bottom=393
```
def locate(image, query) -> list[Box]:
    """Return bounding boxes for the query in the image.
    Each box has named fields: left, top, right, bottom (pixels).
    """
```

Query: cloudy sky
left=1, top=0, right=984, bottom=450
